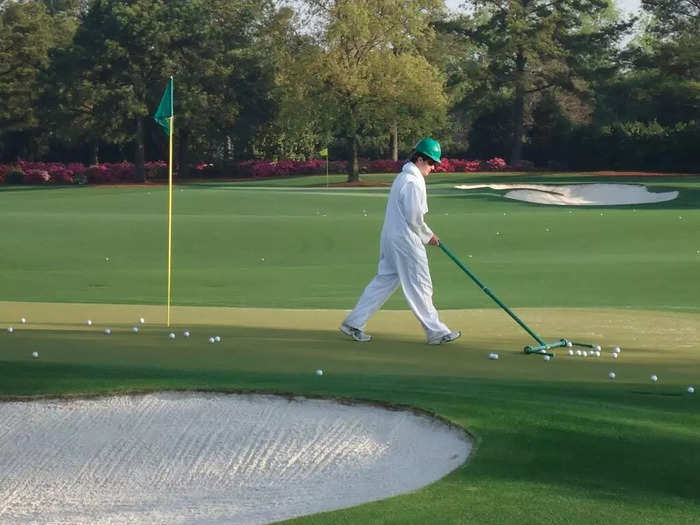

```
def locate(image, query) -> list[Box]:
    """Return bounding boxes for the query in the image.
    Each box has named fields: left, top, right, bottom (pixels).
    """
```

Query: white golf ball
left=595, top=345, right=602, bottom=352
left=566, top=341, right=573, bottom=347
left=650, top=375, right=658, bottom=382
left=582, top=351, right=588, bottom=357
left=208, top=337, right=215, bottom=343
left=183, top=331, right=190, bottom=337
left=86, top=320, right=92, bottom=326
left=315, top=369, right=324, bottom=376
left=612, top=353, right=618, bottom=359
left=488, top=352, right=499, bottom=360
left=688, top=386, right=695, bottom=394
left=168, top=332, right=175, bottom=339
left=214, top=336, right=221, bottom=342
left=31, top=351, right=38, bottom=359
left=595, top=351, right=601, bottom=357
left=608, top=371, right=616, bottom=380
left=132, top=326, right=139, bottom=333
left=104, top=328, right=111, bottom=335
left=568, top=349, right=574, bottom=356
left=7, top=327, right=14, bottom=334
left=139, top=317, right=145, bottom=324
left=544, top=355, right=551, bottom=362
left=614, top=346, right=621, bottom=353
left=576, top=350, right=582, bottom=356
left=20, top=317, right=26, bottom=324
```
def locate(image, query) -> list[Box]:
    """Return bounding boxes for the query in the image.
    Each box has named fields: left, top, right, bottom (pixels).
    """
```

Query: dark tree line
left=0, top=0, right=697, bottom=178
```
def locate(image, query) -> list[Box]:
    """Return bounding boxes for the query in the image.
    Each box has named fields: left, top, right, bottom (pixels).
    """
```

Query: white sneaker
left=428, top=330, right=462, bottom=345
left=340, top=323, right=372, bottom=342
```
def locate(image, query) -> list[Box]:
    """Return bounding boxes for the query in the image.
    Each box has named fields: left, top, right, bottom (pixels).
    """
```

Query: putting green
left=2, top=301, right=697, bottom=385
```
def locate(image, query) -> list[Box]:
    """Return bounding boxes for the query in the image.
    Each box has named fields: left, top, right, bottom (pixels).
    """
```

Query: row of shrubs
left=0, top=161, right=170, bottom=185
left=0, top=158, right=510, bottom=185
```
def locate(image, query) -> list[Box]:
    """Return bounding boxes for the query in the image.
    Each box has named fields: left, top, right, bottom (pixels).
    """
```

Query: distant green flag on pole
left=154, top=78, right=173, bottom=135
left=319, top=148, right=328, bottom=157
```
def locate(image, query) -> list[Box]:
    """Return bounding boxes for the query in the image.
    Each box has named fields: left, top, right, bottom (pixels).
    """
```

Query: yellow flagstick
left=166, top=113, right=174, bottom=327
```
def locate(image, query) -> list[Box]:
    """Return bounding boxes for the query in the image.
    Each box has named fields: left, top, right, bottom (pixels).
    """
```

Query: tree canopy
left=0, top=0, right=697, bottom=174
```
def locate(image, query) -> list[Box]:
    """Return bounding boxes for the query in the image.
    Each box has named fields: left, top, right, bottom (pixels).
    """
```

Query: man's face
left=416, top=156, right=437, bottom=177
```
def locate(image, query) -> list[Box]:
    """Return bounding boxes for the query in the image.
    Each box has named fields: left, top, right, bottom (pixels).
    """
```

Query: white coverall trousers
left=342, top=236, right=451, bottom=343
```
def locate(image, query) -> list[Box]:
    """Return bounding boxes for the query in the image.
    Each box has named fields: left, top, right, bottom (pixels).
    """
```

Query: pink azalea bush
left=0, top=156, right=521, bottom=185
left=485, top=157, right=507, bottom=170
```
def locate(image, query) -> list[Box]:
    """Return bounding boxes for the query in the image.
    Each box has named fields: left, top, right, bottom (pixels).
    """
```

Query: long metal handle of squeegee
left=439, top=242, right=546, bottom=346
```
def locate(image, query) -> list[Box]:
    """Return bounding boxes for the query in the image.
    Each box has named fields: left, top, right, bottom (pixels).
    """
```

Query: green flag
left=154, top=77, right=173, bottom=134
left=320, top=148, right=328, bottom=157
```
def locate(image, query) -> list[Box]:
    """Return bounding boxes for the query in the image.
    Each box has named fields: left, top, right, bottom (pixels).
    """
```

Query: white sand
left=0, top=392, right=471, bottom=524
left=454, top=183, right=679, bottom=205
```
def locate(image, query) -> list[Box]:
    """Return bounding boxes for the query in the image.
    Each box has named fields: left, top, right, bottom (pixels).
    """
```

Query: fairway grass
left=1, top=173, right=699, bottom=524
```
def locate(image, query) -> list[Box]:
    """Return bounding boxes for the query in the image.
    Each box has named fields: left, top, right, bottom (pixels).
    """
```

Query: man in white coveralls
left=340, top=138, right=461, bottom=345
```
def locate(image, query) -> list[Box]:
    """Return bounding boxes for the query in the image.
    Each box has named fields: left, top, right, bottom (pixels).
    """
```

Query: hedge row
left=0, top=157, right=509, bottom=185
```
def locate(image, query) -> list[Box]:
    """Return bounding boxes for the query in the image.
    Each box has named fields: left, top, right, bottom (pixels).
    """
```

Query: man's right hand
left=428, top=235, right=440, bottom=246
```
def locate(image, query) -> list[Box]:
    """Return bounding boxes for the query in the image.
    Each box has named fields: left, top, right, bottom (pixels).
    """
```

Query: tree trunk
left=391, top=121, right=398, bottom=161
left=90, top=140, right=99, bottom=165
left=178, top=130, right=190, bottom=178
left=510, top=48, right=526, bottom=165
left=135, top=118, right=145, bottom=182
left=347, top=134, right=360, bottom=182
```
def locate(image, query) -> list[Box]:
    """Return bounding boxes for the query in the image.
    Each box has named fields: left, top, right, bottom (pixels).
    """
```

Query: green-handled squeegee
left=439, top=241, right=595, bottom=357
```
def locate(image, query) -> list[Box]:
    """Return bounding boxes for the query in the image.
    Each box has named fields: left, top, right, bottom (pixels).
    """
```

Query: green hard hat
left=415, top=137, right=441, bottom=163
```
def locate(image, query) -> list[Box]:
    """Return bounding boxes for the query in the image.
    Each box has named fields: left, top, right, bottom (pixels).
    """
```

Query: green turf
left=0, top=173, right=698, bottom=311
left=0, top=172, right=698, bottom=524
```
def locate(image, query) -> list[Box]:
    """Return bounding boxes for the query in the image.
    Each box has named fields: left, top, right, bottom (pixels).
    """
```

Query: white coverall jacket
left=343, top=162, right=452, bottom=342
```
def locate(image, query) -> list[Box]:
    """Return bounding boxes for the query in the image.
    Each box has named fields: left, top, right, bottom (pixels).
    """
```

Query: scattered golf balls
left=315, top=369, right=324, bottom=376
left=608, top=371, right=616, bottom=380
left=208, top=337, right=215, bottom=343
left=132, top=326, right=139, bottom=333
left=183, top=331, right=190, bottom=337
left=544, top=355, right=551, bottom=362
left=568, top=349, right=574, bottom=356
left=688, top=386, right=695, bottom=394
left=104, top=328, right=111, bottom=335
left=488, top=352, right=499, bottom=360
left=168, top=332, right=176, bottom=339
left=650, top=375, right=658, bottom=382
left=20, top=317, right=26, bottom=324
left=214, top=336, right=221, bottom=343
left=139, top=317, right=145, bottom=324
left=31, top=351, right=38, bottom=359
left=86, top=320, right=92, bottom=326
left=7, top=327, right=14, bottom=333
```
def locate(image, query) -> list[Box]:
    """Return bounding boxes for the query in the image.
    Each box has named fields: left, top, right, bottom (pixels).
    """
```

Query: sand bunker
left=0, top=392, right=471, bottom=524
left=454, top=183, right=679, bottom=205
